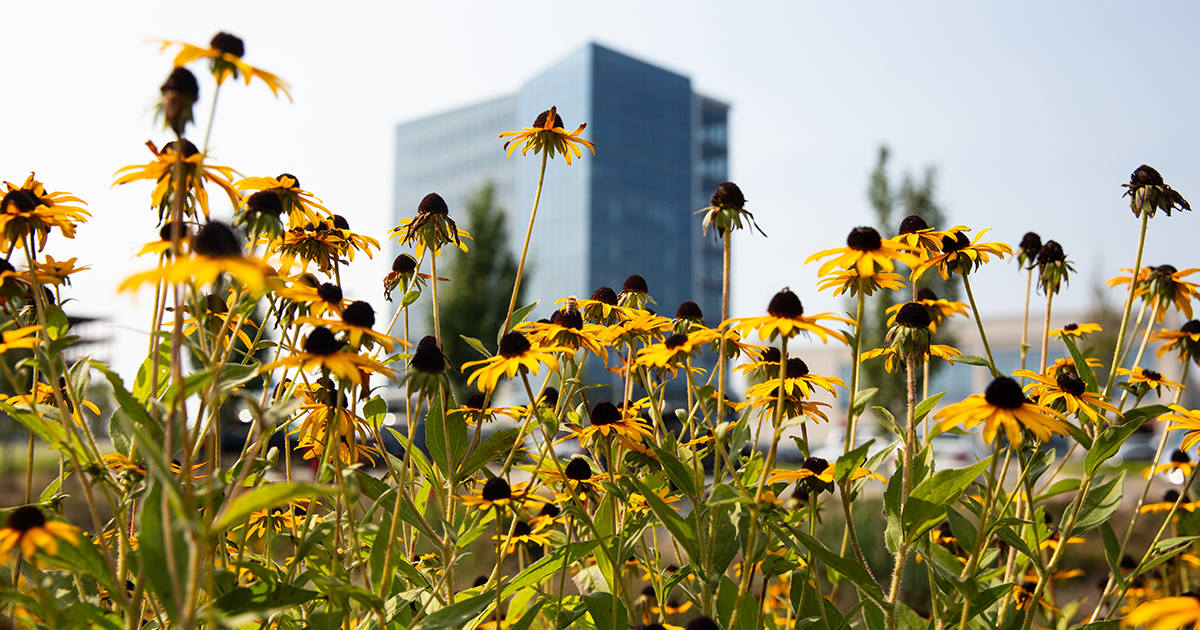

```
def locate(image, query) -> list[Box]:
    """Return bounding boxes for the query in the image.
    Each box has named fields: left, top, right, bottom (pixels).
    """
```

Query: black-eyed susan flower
left=537, top=456, right=605, bottom=496
left=28, top=255, right=88, bottom=287
left=1121, top=592, right=1200, bottom=630
left=1162, top=405, right=1200, bottom=452
left=390, top=192, right=472, bottom=259
left=517, top=303, right=608, bottom=359
left=741, top=378, right=833, bottom=424
left=463, top=331, right=564, bottom=393
left=120, top=222, right=273, bottom=292
left=0, top=174, right=90, bottom=251
left=1034, top=240, right=1075, bottom=295
left=159, top=67, right=198, bottom=134
left=1122, top=164, right=1191, bottom=219
left=383, top=253, right=420, bottom=302
left=296, top=300, right=404, bottom=353
left=574, top=400, right=654, bottom=449
left=1153, top=320, right=1200, bottom=364
left=861, top=342, right=961, bottom=374
left=237, top=188, right=286, bottom=236
left=911, top=228, right=1012, bottom=281
left=0, top=325, right=41, bottom=354
left=113, top=139, right=240, bottom=223
left=1046, top=355, right=1104, bottom=380
left=894, top=215, right=956, bottom=260
left=1016, top=231, right=1042, bottom=269
left=1012, top=580, right=1060, bottom=614
left=935, top=376, right=1070, bottom=445
left=1140, top=490, right=1200, bottom=514
left=236, top=174, right=327, bottom=226
left=401, top=336, right=451, bottom=398
left=136, top=222, right=190, bottom=258
left=649, top=599, right=693, bottom=616
left=459, top=477, right=543, bottom=511
left=298, top=427, right=380, bottom=466
left=744, top=357, right=844, bottom=401
left=598, top=308, right=674, bottom=349
left=724, top=288, right=851, bottom=344
left=241, top=504, right=306, bottom=539
left=577, top=286, right=629, bottom=325
left=499, top=107, right=596, bottom=165
left=697, top=181, right=765, bottom=241
left=449, top=393, right=520, bottom=426
left=816, top=268, right=907, bottom=297
left=734, top=346, right=782, bottom=382
left=637, top=328, right=721, bottom=377
left=160, top=33, right=291, bottom=99
left=270, top=216, right=379, bottom=275
left=627, top=487, right=682, bottom=514
left=618, top=274, right=654, bottom=310
left=806, top=226, right=919, bottom=278
left=1051, top=322, right=1102, bottom=339
left=261, top=326, right=395, bottom=386
left=1144, top=451, right=1195, bottom=480
left=885, top=287, right=969, bottom=334
left=494, top=519, right=553, bottom=554
left=673, top=300, right=705, bottom=332
left=277, top=277, right=346, bottom=318
left=1141, top=265, right=1200, bottom=322
left=0, top=506, right=79, bottom=558
left=1120, top=367, right=1185, bottom=399
left=1013, top=369, right=1120, bottom=424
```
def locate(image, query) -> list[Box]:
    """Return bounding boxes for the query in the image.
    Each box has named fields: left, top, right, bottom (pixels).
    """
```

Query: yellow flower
left=861, top=343, right=961, bottom=373
left=295, top=300, right=405, bottom=353
left=745, top=357, right=844, bottom=400
left=627, top=488, right=682, bottom=514
left=1140, top=265, right=1200, bottom=321
left=884, top=289, right=969, bottom=334
left=494, top=518, right=553, bottom=554
left=1122, top=594, right=1200, bottom=630
left=0, top=174, right=90, bottom=251
left=598, top=309, right=674, bottom=347
left=120, top=223, right=274, bottom=292
left=1144, top=450, right=1195, bottom=480
left=28, top=255, right=89, bottom=286
left=1046, top=356, right=1104, bottom=380
left=113, top=140, right=240, bottom=222
left=724, top=288, right=851, bottom=344
left=806, top=226, right=919, bottom=278
left=459, top=477, right=544, bottom=511
left=636, top=328, right=721, bottom=376
left=576, top=286, right=632, bottom=325
left=1012, top=369, right=1120, bottom=425
left=499, top=107, right=596, bottom=165
left=911, top=228, right=1012, bottom=281
left=235, top=174, right=327, bottom=226
left=269, top=215, right=379, bottom=275
left=0, top=506, right=79, bottom=558
left=463, top=331, right=564, bottom=393
left=275, top=274, right=346, bottom=318
left=260, top=327, right=396, bottom=386
left=935, top=376, right=1070, bottom=445
left=1162, top=405, right=1200, bottom=452
left=1050, top=322, right=1102, bottom=339
left=389, top=192, right=472, bottom=259
left=1139, top=489, right=1200, bottom=514
left=160, top=33, right=291, bottom=99
left=574, top=400, right=654, bottom=449
left=517, top=305, right=609, bottom=359
left=893, top=216, right=963, bottom=260
left=240, top=503, right=307, bottom=539
left=1120, top=367, right=1185, bottom=397
left=1154, top=320, right=1200, bottom=364
left=816, top=269, right=907, bottom=297
left=0, top=326, right=40, bottom=353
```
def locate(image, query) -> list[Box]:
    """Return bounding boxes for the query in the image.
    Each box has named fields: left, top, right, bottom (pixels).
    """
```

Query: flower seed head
left=676, top=301, right=703, bottom=320
left=984, top=377, right=1025, bottom=410
left=621, top=274, right=649, bottom=294
left=158, top=221, right=190, bottom=241
left=303, top=327, right=344, bottom=356
left=7, top=506, right=46, bottom=532
left=246, top=190, right=283, bottom=218
left=767, top=288, right=804, bottom=319
left=210, top=32, right=245, bottom=58
left=533, top=109, right=564, bottom=129
left=760, top=347, right=782, bottom=364
left=1183, top=321, right=1200, bottom=335
left=565, top=457, right=593, bottom=480
left=162, top=139, right=200, bottom=158
left=664, top=333, right=688, bottom=350
left=1120, top=555, right=1138, bottom=570
left=539, top=503, right=561, bottom=518
left=317, top=283, right=343, bottom=304
left=846, top=226, right=883, bottom=252
left=296, top=273, right=319, bottom=288
left=802, top=456, right=829, bottom=474
left=540, top=386, right=558, bottom=407
left=481, top=477, right=512, bottom=502
left=392, top=254, right=417, bottom=274
left=1143, top=369, right=1163, bottom=381
left=513, top=520, right=532, bottom=536
left=1165, top=489, right=1181, bottom=503
left=342, top=301, right=375, bottom=329
left=473, top=575, right=488, bottom=588
left=418, top=192, right=448, bottom=215
left=1171, top=449, right=1190, bottom=464
left=898, top=215, right=929, bottom=234
left=332, top=215, right=350, bottom=231
left=1056, top=372, right=1086, bottom=397
left=590, top=401, right=622, bottom=426
left=161, top=67, right=199, bottom=101
left=193, top=222, right=242, bottom=258
left=895, top=302, right=932, bottom=329
left=1020, top=232, right=1042, bottom=259
left=941, top=231, right=970, bottom=253
left=591, top=286, right=618, bottom=305
left=710, top=182, right=746, bottom=210
left=1064, top=323, right=1079, bottom=332
left=1037, top=241, right=1066, bottom=266
left=276, top=173, right=300, bottom=189
left=0, top=259, right=13, bottom=274
left=786, top=358, right=809, bottom=379
left=1154, top=264, right=1178, bottom=277
left=550, top=308, right=583, bottom=330
left=410, top=340, right=445, bottom=374
left=916, top=287, right=938, bottom=302
left=465, top=393, right=486, bottom=410
left=497, top=331, right=531, bottom=358
left=1131, top=165, right=1165, bottom=187
left=686, top=617, right=721, bottom=630
left=2, top=189, right=39, bottom=213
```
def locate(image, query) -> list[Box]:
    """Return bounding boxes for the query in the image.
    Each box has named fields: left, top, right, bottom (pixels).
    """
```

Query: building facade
left=393, top=43, right=729, bottom=402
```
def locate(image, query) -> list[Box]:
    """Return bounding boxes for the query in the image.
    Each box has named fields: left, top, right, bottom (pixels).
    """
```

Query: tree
left=438, top=182, right=522, bottom=394
left=860, top=146, right=960, bottom=416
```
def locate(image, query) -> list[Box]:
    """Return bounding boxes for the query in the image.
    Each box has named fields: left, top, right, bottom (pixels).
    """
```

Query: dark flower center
left=332, top=215, right=350, bottom=231
left=1037, top=241, right=1066, bottom=265
left=1120, top=554, right=1137, bottom=570
left=277, top=173, right=300, bottom=189
left=676, top=300, right=703, bottom=320
left=193, top=222, right=243, bottom=258
left=590, top=401, right=622, bottom=426
left=1164, top=490, right=1181, bottom=503
left=895, top=302, right=932, bottom=329
left=686, top=616, right=721, bottom=630
left=710, top=181, right=746, bottom=210
left=760, top=347, right=781, bottom=364
left=498, top=332, right=531, bottom=358
left=316, top=283, right=343, bottom=304
left=1019, top=232, right=1042, bottom=258
left=159, top=221, right=190, bottom=241
left=802, top=456, right=828, bottom=473
left=984, top=377, right=1025, bottom=410
left=539, top=503, right=561, bottom=518
left=1056, top=372, right=1087, bottom=396
left=210, top=32, right=245, bottom=58
left=641, top=585, right=656, bottom=599
left=565, top=457, right=593, bottom=480
left=550, top=308, right=583, bottom=330
left=591, top=286, right=618, bottom=305
left=465, top=393, right=486, bottom=410
left=540, top=387, right=558, bottom=407
left=767, top=289, right=803, bottom=319
left=296, top=273, right=319, bottom=288
left=409, top=342, right=445, bottom=374
left=342, top=301, right=375, bottom=329
left=1143, top=369, right=1163, bottom=381
left=417, top=335, right=438, bottom=349
left=1172, top=449, right=1191, bottom=464
left=1131, top=165, right=1165, bottom=187
left=665, top=333, right=688, bottom=349
left=162, top=139, right=200, bottom=158
left=1155, top=264, right=1178, bottom=277
left=533, top=109, right=564, bottom=129
left=1183, top=320, right=1200, bottom=335
left=1064, top=323, right=1078, bottom=331
left=646, top=624, right=668, bottom=630
left=246, top=190, right=283, bottom=218
left=418, top=192, right=448, bottom=215
left=898, top=215, right=929, bottom=234
left=621, top=274, right=648, bottom=294
left=846, top=226, right=883, bottom=252
left=303, top=327, right=344, bottom=356
left=2, top=189, right=39, bottom=214
left=916, top=287, right=938, bottom=302
left=0, top=259, right=13, bottom=274
left=392, top=254, right=417, bottom=274
left=7, top=506, right=46, bottom=532
left=481, top=477, right=512, bottom=502
left=786, top=358, right=809, bottom=379
left=161, top=67, right=199, bottom=100
left=473, top=575, right=488, bottom=588
left=512, top=520, right=532, bottom=537
left=941, top=231, right=970, bottom=253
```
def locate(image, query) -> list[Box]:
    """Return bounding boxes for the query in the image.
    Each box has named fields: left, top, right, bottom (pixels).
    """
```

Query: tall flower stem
left=1039, top=291, right=1054, bottom=373
left=846, top=291, right=866, bottom=451
left=961, top=274, right=1000, bottom=378
left=1117, top=303, right=1162, bottom=411
left=884, top=355, right=920, bottom=630
left=716, top=233, right=732, bottom=476
left=430, top=252, right=442, bottom=346
left=1105, top=211, right=1151, bottom=398
left=1020, top=268, right=1034, bottom=374
left=502, top=150, right=548, bottom=333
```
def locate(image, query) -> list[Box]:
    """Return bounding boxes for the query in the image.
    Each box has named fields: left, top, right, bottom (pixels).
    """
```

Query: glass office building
left=394, top=43, right=728, bottom=403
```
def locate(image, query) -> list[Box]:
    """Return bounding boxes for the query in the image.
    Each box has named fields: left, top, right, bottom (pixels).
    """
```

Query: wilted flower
left=1122, top=164, right=1190, bottom=218
left=499, top=107, right=596, bottom=165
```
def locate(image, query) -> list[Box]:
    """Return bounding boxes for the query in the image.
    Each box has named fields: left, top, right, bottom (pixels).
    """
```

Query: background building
left=394, top=43, right=729, bottom=403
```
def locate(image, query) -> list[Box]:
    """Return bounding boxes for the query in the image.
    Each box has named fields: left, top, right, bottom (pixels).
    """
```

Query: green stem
left=502, top=150, right=548, bottom=333
left=846, top=291, right=866, bottom=451
left=1019, top=268, right=1033, bottom=375
left=961, top=273, right=1000, bottom=378
left=1105, top=211, right=1151, bottom=398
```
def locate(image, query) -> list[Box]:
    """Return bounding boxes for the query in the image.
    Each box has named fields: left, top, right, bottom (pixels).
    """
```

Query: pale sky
left=2, top=1, right=1197, bottom=378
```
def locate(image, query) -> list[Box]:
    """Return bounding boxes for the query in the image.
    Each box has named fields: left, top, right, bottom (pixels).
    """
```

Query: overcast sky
left=2, top=1, right=1197, bottom=377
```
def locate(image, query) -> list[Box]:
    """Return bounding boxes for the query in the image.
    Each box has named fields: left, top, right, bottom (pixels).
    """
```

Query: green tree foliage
left=438, top=182, right=522, bottom=394
left=861, top=146, right=960, bottom=416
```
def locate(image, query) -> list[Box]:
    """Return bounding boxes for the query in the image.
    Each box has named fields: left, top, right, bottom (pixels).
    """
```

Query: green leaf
left=1122, top=404, right=1170, bottom=426
left=873, top=406, right=903, bottom=440
left=582, top=592, right=627, bottom=630
left=790, top=527, right=886, bottom=606
left=954, top=354, right=992, bottom=367
left=706, top=482, right=746, bottom=506
left=424, top=393, right=466, bottom=477
left=626, top=476, right=700, bottom=564
left=511, top=599, right=545, bottom=630
left=139, top=480, right=188, bottom=622
left=835, top=440, right=875, bottom=484
left=1100, top=522, right=1124, bottom=590
left=852, top=388, right=879, bottom=418
left=1087, top=415, right=1150, bottom=476
left=502, top=540, right=600, bottom=598
left=1062, top=336, right=1098, bottom=392
left=913, top=391, right=947, bottom=425
left=1035, top=478, right=1081, bottom=502
left=411, top=591, right=492, bottom=630
left=649, top=441, right=698, bottom=498
left=400, top=290, right=421, bottom=308
left=44, top=304, right=70, bottom=341
left=1072, top=471, right=1125, bottom=535
left=501, top=300, right=541, bottom=339
left=455, top=428, right=520, bottom=483
left=459, top=335, right=492, bottom=359
left=210, top=483, right=335, bottom=533
left=884, top=468, right=903, bottom=555
left=41, top=532, right=118, bottom=596
left=903, top=458, right=992, bottom=543
left=92, top=361, right=162, bottom=443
